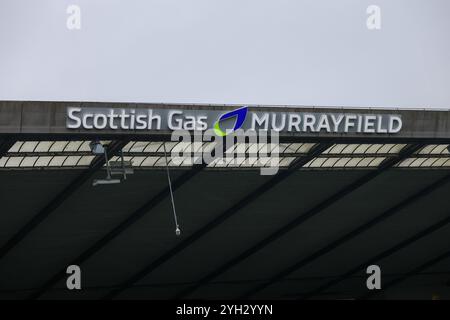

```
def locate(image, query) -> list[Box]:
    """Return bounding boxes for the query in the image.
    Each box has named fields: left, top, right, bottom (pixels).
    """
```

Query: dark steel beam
left=174, top=144, right=423, bottom=299
left=28, top=161, right=207, bottom=300
left=4, top=270, right=450, bottom=297
left=240, top=170, right=450, bottom=299
left=29, top=136, right=237, bottom=299
left=101, top=143, right=334, bottom=299
left=303, top=211, right=450, bottom=300
left=0, top=140, right=128, bottom=261
left=28, top=135, right=236, bottom=299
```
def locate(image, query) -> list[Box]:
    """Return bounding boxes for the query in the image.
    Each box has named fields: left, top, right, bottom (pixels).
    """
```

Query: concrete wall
left=1, top=101, right=450, bottom=140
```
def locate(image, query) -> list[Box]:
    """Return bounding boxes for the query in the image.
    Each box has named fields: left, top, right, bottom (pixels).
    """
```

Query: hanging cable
left=163, top=142, right=181, bottom=236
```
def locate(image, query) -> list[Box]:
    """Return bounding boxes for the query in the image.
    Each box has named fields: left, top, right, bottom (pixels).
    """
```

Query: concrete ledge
left=0, top=101, right=449, bottom=140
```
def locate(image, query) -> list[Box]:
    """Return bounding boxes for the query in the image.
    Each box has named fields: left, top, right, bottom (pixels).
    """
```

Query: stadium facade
left=0, top=101, right=450, bottom=300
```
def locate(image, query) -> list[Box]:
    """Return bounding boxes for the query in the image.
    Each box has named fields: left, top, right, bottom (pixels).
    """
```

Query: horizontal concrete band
left=1, top=101, right=450, bottom=140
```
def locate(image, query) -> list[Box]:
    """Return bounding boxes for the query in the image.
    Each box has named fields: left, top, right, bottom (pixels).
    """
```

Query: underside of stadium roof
left=0, top=101, right=450, bottom=300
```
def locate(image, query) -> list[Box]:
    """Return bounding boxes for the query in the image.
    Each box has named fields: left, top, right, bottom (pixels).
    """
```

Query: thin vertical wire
left=163, top=142, right=180, bottom=236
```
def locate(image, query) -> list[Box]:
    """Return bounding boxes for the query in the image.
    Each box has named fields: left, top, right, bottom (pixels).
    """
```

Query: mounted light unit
left=92, top=141, right=134, bottom=187
left=89, top=140, right=105, bottom=155
left=92, top=178, right=121, bottom=186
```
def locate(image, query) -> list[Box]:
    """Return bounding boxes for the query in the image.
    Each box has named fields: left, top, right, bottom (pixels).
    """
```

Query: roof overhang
left=1, top=101, right=450, bottom=142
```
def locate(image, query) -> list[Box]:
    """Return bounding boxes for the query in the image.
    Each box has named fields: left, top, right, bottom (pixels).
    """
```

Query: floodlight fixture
left=90, top=140, right=105, bottom=155
left=92, top=178, right=121, bottom=186
left=92, top=144, right=134, bottom=187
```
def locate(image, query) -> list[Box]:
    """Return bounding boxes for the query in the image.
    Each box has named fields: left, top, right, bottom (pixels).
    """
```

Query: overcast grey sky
left=0, top=0, right=449, bottom=109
